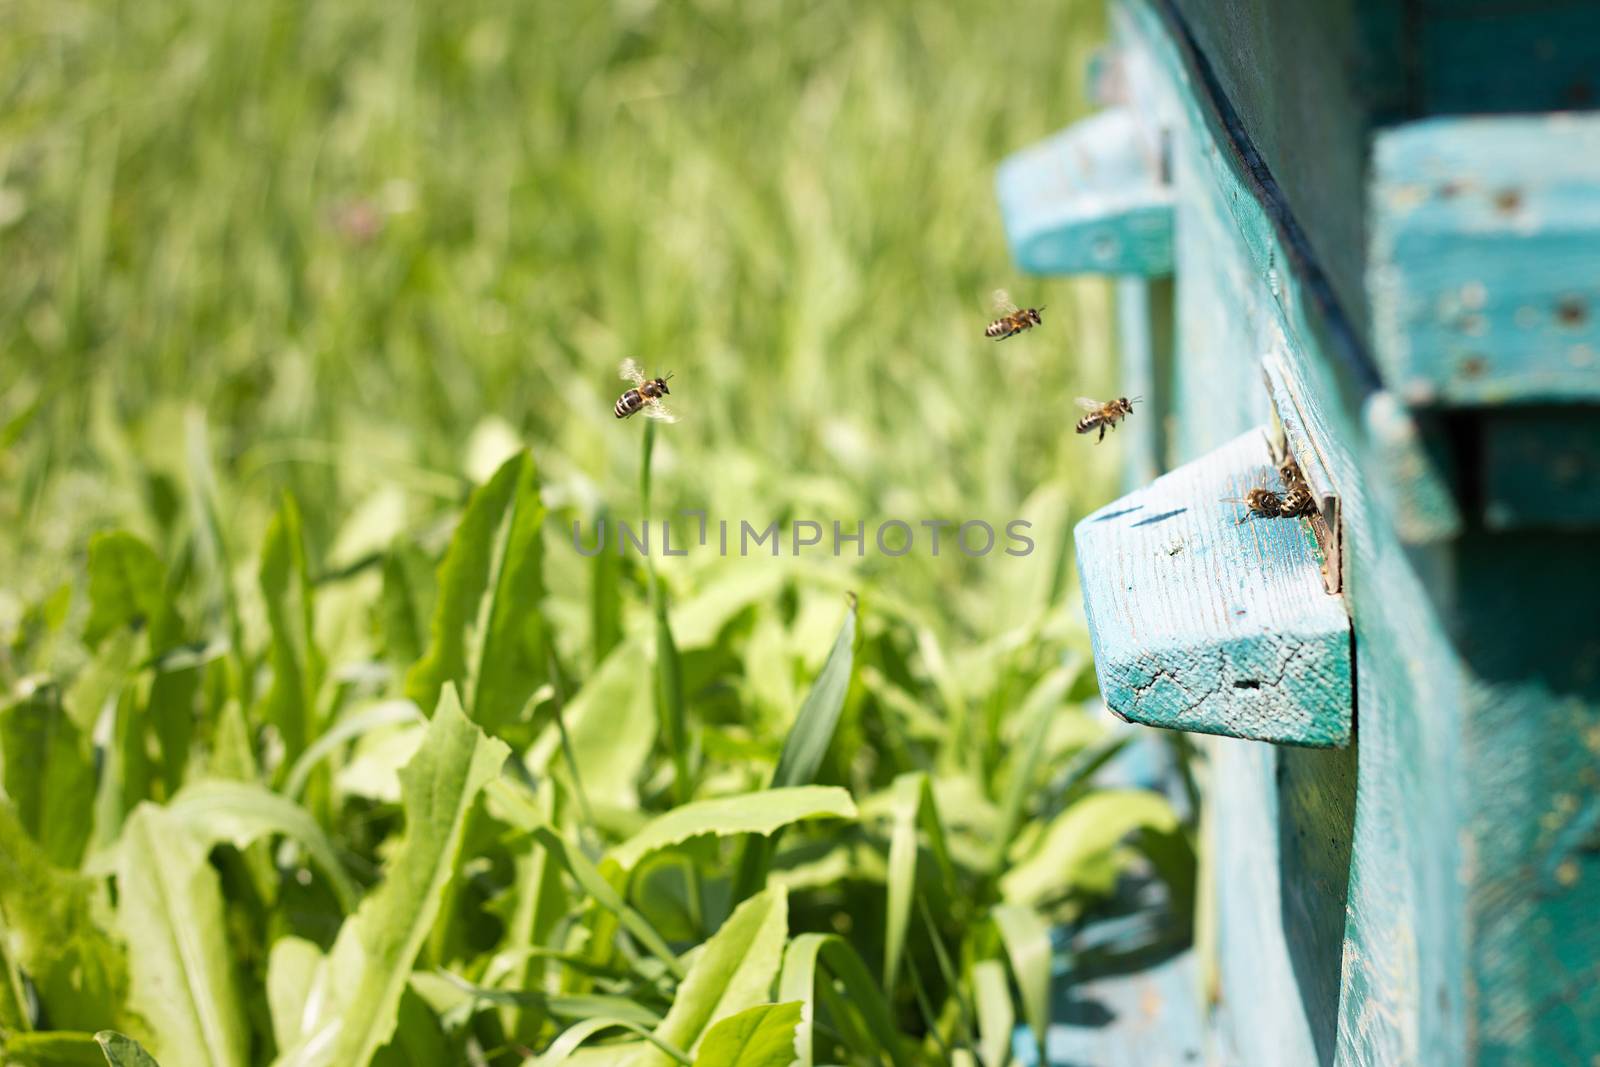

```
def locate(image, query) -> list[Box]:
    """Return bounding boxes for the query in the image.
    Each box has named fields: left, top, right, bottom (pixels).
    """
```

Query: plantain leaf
left=271, top=686, right=508, bottom=1067
left=1, top=686, right=95, bottom=867
left=95, top=1031, right=163, bottom=1067
left=405, top=450, right=550, bottom=740
left=1000, top=789, right=1180, bottom=908
left=0, top=798, right=128, bottom=1032
left=82, top=532, right=174, bottom=653
left=627, top=886, right=789, bottom=1067
left=992, top=904, right=1051, bottom=1063
left=115, top=804, right=248, bottom=1067
left=166, top=780, right=359, bottom=911
left=690, top=1002, right=802, bottom=1067
left=611, top=787, right=856, bottom=872
left=777, top=933, right=910, bottom=1067
left=264, top=936, right=324, bottom=1053
left=258, top=493, right=324, bottom=764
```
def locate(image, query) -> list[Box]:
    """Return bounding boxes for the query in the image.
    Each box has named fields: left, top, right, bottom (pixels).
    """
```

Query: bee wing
left=1075, top=396, right=1104, bottom=411
left=643, top=401, right=678, bottom=424
left=991, top=288, right=1017, bottom=313
left=618, top=358, right=646, bottom=385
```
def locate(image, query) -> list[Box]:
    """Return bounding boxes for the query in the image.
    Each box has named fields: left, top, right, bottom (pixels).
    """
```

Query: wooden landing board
left=996, top=107, right=1174, bottom=277
left=1076, top=427, right=1351, bottom=747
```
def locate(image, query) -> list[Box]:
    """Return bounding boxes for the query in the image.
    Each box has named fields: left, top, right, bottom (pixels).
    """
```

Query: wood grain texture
left=1076, top=427, right=1352, bottom=748
left=1116, top=276, right=1175, bottom=492
left=1369, top=113, right=1600, bottom=405
left=995, top=107, right=1174, bottom=277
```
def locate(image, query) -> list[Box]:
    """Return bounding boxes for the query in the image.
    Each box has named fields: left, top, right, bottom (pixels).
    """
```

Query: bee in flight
left=985, top=289, right=1045, bottom=340
left=614, top=359, right=677, bottom=422
left=1074, top=396, right=1138, bottom=442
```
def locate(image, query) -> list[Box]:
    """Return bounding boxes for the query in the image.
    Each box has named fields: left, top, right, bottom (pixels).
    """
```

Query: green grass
left=0, top=1, right=1193, bottom=1064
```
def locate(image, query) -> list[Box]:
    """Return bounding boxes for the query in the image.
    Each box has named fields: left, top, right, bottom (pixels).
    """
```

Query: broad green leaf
left=258, top=493, right=324, bottom=763
left=535, top=1018, right=687, bottom=1067
left=972, top=960, right=1013, bottom=1067
left=167, top=781, right=359, bottom=911
left=115, top=804, right=248, bottom=1067
left=82, top=532, right=172, bottom=652
left=265, top=937, right=324, bottom=1053
left=405, top=451, right=550, bottom=739
left=272, top=686, right=508, bottom=1067
left=611, top=787, right=856, bottom=872
left=690, top=1002, right=802, bottom=1067
left=992, top=904, right=1050, bottom=1063
left=1, top=686, right=95, bottom=867
left=0, top=1031, right=106, bottom=1066
left=527, top=640, right=654, bottom=810
left=64, top=628, right=137, bottom=734
left=95, top=1031, right=163, bottom=1067
left=777, top=934, right=909, bottom=1067
left=0, top=799, right=128, bottom=1031
left=1000, top=790, right=1180, bottom=907
left=732, top=601, right=855, bottom=903
left=628, top=887, right=789, bottom=1067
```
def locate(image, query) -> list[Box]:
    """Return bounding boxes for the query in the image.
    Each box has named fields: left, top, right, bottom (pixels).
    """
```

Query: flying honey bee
left=985, top=289, right=1045, bottom=340
left=1074, top=396, right=1139, bottom=442
left=614, top=359, right=677, bottom=422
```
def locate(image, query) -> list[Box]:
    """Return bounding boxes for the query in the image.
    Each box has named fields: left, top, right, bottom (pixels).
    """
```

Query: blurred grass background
left=0, top=0, right=1117, bottom=663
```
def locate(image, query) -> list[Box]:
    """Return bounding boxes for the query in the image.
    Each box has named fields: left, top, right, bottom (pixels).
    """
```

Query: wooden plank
left=1369, top=113, right=1600, bottom=405
left=995, top=107, right=1174, bottom=277
left=1076, top=427, right=1352, bottom=748
left=1481, top=409, right=1600, bottom=530
left=1115, top=276, right=1174, bottom=491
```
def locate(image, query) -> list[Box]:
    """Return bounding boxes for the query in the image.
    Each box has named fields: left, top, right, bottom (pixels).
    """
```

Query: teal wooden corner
left=1369, top=114, right=1600, bottom=406
left=995, top=107, right=1174, bottom=277
left=1076, top=428, right=1352, bottom=748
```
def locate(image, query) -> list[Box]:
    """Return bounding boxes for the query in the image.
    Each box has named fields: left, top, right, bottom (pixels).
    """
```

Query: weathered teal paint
left=996, top=0, right=1600, bottom=1062
left=995, top=107, right=1174, bottom=277
left=1370, top=115, right=1600, bottom=406
left=1077, top=428, right=1352, bottom=747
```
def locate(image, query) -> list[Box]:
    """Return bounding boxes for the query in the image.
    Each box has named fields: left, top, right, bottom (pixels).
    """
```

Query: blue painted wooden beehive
left=997, top=2, right=1600, bottom=1064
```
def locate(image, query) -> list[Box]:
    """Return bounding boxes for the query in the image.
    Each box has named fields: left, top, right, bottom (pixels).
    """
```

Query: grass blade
left=972, top=960, right=1014, bottom=1067
left=992, top=904, right=1051, bottom=1064
left=777, top=933, right=911, bottom=1067
left=258, top=493, right=324, bottom=765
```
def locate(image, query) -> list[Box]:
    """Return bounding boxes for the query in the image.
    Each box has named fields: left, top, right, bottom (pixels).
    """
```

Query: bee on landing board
left=1225, top=484, right=1286, bottom=525
left=1074, top=396, right=1138, bottom=442
left=614, top=359, right=677, bottom=422
left=985, top=290, right=1045, bottom=340
left=1279, top=481, right=1316, bottom=518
